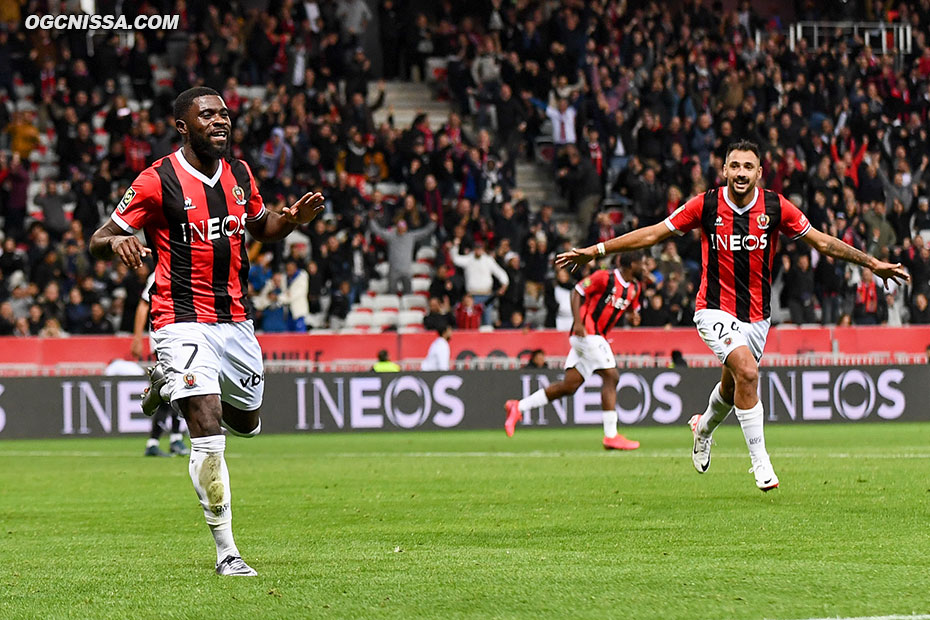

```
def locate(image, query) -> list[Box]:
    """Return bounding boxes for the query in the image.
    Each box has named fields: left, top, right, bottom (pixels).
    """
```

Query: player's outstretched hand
left=110, top=235, right=150, bottom=269
left=873, top=261, right=910, bottom=286
left=555, top=246, right=596, bottom=271
left=283, top=191, right=326, bottom=225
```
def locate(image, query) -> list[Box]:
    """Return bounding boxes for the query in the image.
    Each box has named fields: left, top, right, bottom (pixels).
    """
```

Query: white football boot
left=215, top=555, right=258, bottom=576
left=749, top=456, right=779, bottom=492
left=688, top=414, right=712, bottom=473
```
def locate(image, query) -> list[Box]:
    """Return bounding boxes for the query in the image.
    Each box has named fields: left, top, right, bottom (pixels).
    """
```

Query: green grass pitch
left=2, top=423, right=930, bottom=620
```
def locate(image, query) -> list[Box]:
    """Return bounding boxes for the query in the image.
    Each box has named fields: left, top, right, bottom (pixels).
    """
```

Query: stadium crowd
left=1, top=0, right=930, bottom=339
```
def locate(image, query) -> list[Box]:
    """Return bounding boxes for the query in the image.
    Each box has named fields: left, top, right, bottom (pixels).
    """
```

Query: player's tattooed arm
left=802, top=228, right=910, bottom=285
left=818, top=234, right=876, bottom=268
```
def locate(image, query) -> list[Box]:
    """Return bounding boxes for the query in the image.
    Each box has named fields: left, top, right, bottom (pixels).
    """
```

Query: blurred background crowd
left=1, top=0, right=929, bottom=339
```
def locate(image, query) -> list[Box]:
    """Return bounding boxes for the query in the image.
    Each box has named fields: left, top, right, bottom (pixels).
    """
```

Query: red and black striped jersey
left=110, top=149, right=267, bottom=330
left=664, top=186, right=811, bottom=322
left=574, top=269, right=642, bottom=336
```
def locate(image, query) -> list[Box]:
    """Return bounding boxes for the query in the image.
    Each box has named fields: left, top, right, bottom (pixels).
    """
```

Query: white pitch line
left=784, top=615, right=930, bottom=620
left=0, top=449, right=929, bottom=459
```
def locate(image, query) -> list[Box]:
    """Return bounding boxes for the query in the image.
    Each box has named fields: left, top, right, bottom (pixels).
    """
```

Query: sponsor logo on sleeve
left=117, top=188, right=136, bottom=213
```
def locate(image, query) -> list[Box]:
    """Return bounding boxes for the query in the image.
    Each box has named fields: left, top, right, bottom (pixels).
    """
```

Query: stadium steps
left=367, top=79, right=581, bottom=240
left=370, top=80, right=448, bottom=131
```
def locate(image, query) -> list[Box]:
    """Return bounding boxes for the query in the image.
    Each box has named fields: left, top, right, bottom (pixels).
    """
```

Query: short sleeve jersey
left=111, top=149, right=267, bottom=330
left=663, top=187, right=810, bottom=322
left=573, top=269, right=642, bottom=336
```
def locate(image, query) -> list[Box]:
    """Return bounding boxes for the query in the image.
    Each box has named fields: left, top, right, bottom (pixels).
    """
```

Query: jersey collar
left=175, top=148, right=223, bottom=187
left=613, top=268, right=629, bottom=287
left=723, top=186, right=758, bottom=215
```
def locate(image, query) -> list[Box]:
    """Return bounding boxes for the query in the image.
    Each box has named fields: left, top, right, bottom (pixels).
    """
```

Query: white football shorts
left=152, top=320, right=264, bottom=411
left=565, top=334, right=617, bottom=379
left=693, top=308, right=770, bottom=364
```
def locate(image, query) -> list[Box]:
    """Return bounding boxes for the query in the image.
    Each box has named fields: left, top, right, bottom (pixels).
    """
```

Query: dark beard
left=189, top=130, right=229, bottom=161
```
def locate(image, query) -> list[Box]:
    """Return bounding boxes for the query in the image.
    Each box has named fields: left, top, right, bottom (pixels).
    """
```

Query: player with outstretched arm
left=556, top=140, right=909, bottom=491
left=90, top=87, right=325, bottom=575
left=504, top=251, right=645, bottom=450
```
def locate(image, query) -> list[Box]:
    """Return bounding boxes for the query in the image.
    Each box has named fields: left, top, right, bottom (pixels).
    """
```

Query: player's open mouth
left=211, top=130, right=228, bottom=139
left=734, top=179, right=749, bottom=190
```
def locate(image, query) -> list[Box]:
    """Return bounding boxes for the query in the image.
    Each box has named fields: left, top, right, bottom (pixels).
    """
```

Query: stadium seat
left=372, top=294, right=400, bottom=312
left=397, top=309, right=426, bottom=327
left=370, top=311, right=399, bottom=329
left=410, top=262, right=432, bottom=277
left=345, top=312, right=374, bottom=329
left=357, top=294, right=377, bottom=310
left=375, top=262, right=390, bottom=278
left=415, top=246, right=436, bottom=262
left=411, top=278, right=430, bottom=292
left=305, top=313, right=326, bottom=329
left=401, top=294, right=428, bottom=311
left=368, top=279, right=389, bottom=294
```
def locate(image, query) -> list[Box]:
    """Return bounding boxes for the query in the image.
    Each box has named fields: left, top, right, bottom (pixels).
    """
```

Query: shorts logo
left=723, top=336, right=732, bottom=346
left=231, top=185, right=247, bottom=206
left=183, top=372, right=197, bottom=388
left=117, top=187, right=135, bottom=213
left=757, top=214, right=770, bottom=229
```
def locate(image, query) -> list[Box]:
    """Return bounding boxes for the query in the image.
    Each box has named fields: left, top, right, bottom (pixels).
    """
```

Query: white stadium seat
left=368, top=279, right=389, bottom=294
left=372, top=294, right=400, bottom=312
left=370, top=311, right=399, bottom=329
left=410, top=262, right=432, bottom=276
left=345, top=312, right=374, bottom=329
left=411, top=278, right=430, bottom=292
left=397, top=309, right=426, bottom=328
left=415, top=246, right=437, bottom=262
left=401, top=294, right=428, bottom=311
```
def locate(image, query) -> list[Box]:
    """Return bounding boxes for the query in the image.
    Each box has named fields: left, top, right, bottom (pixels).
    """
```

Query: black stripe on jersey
left=603, top=283, right=627, bottom=333
left=701, top=189, right=720, bottom=309
left=158, top=160, right=196, bottom=322
left=204, top=177, right=233, bottom=322
left=229, top=160, right=254, bottom=318
left=731, top=204, right=752, bottom=322
left=591, top=275, right=616, bottom=336
left=761, top=190, right=781, bottom=319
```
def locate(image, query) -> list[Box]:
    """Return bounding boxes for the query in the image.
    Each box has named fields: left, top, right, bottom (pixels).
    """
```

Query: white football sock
left=602, top=409, right=618, bottom=438
left=146, top=438, right=159, bottom=448
left=189, top=435, right=240, bottom=563
left=221, top=418, right=261, bottom=437
left=698, top=382, right=733, bottom=436
left=734, top=401, right=768, bottom=463
left=169, top=433, right=183, bottom=443
left=518, top=389, right=549, bottom=413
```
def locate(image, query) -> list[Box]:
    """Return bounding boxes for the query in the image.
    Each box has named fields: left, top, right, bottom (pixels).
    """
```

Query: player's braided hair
left=173, top=87, right=222, bottom=121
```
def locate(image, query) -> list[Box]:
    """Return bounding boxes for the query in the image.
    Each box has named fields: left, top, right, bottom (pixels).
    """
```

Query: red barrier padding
left=2, top=325, right=929, bottom=367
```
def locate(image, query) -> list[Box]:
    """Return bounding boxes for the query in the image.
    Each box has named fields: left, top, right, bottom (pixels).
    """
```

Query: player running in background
left=504, top=251, right=645, bottom=450
left=557, top=140, right=909, bottom=491
left=132, top=272, right=189, bottom=457
left=90, top=87, right=325, bottom=575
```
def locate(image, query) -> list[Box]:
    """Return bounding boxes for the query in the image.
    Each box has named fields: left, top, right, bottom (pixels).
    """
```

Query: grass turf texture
left=1, top=424, right=929, bottom=620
